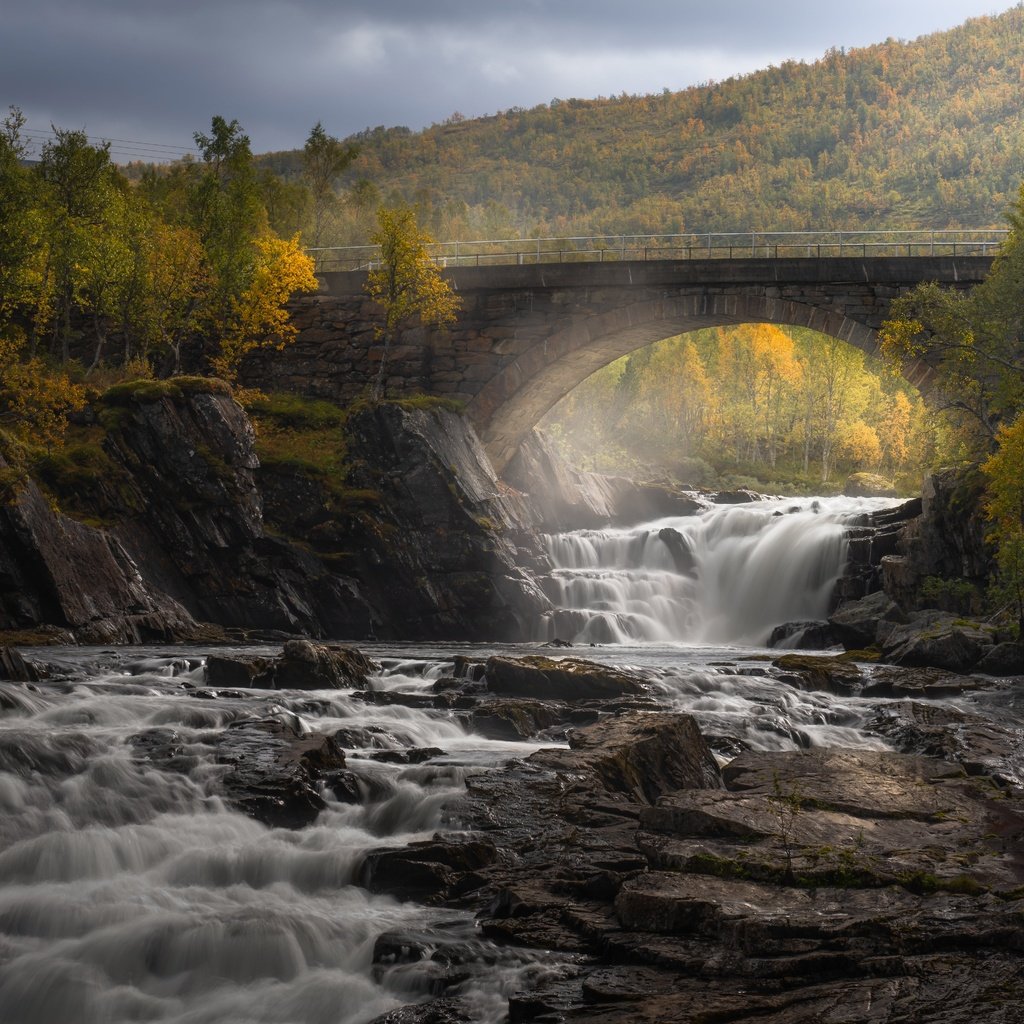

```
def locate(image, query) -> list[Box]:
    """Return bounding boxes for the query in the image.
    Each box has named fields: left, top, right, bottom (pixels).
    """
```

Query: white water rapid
left=0, top=656, right=564, bottom=1024
left=540, top=495, right=894, bottom=645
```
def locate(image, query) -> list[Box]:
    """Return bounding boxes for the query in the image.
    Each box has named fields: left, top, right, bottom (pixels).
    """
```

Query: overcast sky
left=2, top=1, right=1019, bottom=162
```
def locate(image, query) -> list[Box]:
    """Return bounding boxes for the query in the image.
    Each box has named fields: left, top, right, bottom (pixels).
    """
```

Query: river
left=0, top=495, right=923, bottom=1023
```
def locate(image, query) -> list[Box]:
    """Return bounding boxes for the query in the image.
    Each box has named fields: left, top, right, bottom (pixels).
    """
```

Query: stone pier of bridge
left=242, top=256, right=990, bottom=473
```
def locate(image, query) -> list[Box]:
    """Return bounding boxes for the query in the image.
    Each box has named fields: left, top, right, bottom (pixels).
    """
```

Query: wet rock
left=882, top=613, right=992, bottom=672
left=484, top=655, right=647, bottom=701
left=0, top=647, right=40, bottom=682
left=766, top=620, right=836, bottom=649
left=711, top=488, right=764, bottom=504
left=366, top=999, right=476, bottom=1024
left=657, top=528, right=696, bottom=575
left=771, top=652, right=865, bottom=695
left=531, top=712, right=722, bottom=803
left=361, top=838, right=498, bottom=900
left=272, top=639, right=375, bottom=689
left=867, top=699, right=1024, bottom=787
left=829, top=590, right=908, bottom=648
left=367, top=747, right=446, bottom=764
left=206, top=642, right=375, bottom=690
left=469, top=699, right=568, bottom=740
left=204, top=653, right=272, bottom=688
left=213, top=715, right=348, bottom=828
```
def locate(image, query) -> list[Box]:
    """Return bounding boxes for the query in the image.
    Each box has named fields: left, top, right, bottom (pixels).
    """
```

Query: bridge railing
left=308, top=229, right=1009, bottom=272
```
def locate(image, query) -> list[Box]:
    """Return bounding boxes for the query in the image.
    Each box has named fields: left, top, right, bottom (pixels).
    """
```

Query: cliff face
left=0, top=385, right=551, bottom=644
left=882, top=466, right=992, bottom=611
left=260, top=403, right=551, bottom=640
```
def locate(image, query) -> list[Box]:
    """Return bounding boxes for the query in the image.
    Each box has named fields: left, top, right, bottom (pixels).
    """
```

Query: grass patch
left=389, top=394, right=465, bottom=413
left=246, top=392, right=350, bottom=485
left=100, top=376, right=232, bottom=408
left=244, top=391, right=348, bottom=430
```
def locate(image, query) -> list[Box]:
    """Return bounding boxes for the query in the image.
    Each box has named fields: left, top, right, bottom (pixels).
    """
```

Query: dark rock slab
left=206, top=641, right=375, bottom=691
left=767, top=620, right=836, bottom=649
left=484, top=655, right=647, bottom=701
left=532, top=712, right=722, bottom=803
left=771, top=652, right=865, bottom=695
left=210, top=714, right=348, bottom=828
left=829, top=590, right=908, bottom=648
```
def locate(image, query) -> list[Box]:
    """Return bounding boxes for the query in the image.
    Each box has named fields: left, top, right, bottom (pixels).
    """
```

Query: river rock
left=771, top=652, right=865, bottom=695
left=531, top=712, right=722, bottom=803
left=766, top=620, right=836, bottom=649
left=828, top=589, right=908, bottom=648
left=0, top=646, right=40, bottom=682
left=213, top=714, right=349, bottom=828
left=657, top=527, right=696, bottom=575
left=881, top=612, right=994, bottom=672
left=206, top=641, right=375, bottom=690
left=483, top=655, right=647, bottom=701
left=468, top=698, right=571, bottom=740
left=361, top=837, right=498, bottom=900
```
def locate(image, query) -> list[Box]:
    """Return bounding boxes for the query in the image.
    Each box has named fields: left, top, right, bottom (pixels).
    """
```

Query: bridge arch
left=466, top=291, right=899, bottom=473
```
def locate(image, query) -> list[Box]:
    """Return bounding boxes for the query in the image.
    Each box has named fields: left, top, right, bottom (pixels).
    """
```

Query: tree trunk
left=372, top=330, right=392, bottom=403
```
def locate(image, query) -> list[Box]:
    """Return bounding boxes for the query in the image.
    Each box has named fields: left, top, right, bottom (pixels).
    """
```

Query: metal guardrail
left=307, top=230, right=1009, bottom=273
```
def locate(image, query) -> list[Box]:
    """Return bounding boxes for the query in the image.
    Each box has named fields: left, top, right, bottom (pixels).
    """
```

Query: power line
left=18, top=126, right=200, bottom=163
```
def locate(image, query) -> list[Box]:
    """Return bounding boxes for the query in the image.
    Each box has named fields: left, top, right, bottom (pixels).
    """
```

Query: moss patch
left=100, top=376, right=232, bottom=408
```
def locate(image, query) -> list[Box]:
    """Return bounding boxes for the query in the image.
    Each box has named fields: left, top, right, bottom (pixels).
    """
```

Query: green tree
left=188, top=116, right=267, bottom=334
left=0, top=108, right=46, bottom=347
left=35, top=127, right=118, bottom=362
left=364, top=206, right=461, bottom=401
left=302, top=122, right=359, bottom=260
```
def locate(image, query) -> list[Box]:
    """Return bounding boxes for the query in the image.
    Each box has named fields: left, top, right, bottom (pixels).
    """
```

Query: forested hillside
left=256, top=5, right=1024, bottom=243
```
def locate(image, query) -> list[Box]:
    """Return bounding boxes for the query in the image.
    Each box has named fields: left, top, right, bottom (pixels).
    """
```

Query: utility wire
left=19, top=126, right=200, bottom=163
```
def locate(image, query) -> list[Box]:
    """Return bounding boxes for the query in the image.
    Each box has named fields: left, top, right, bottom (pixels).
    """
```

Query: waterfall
left=539, top=496, right=891, bottom=646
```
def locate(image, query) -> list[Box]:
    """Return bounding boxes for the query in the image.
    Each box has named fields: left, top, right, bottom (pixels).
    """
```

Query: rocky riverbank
left=7, top=641, right=1019, bottom=1023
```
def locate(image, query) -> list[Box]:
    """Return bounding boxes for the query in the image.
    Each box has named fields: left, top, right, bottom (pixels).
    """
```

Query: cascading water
left=0, top=654, right=565, bottom=1024
left=539, top=495, right=894, bottom=645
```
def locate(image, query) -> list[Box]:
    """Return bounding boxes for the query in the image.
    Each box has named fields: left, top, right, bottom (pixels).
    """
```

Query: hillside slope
left=259, top=6, right=1024, bottom=239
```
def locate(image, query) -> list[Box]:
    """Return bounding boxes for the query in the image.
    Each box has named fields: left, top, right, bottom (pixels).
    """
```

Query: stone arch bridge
left=248, top=253, right=993, bottom=473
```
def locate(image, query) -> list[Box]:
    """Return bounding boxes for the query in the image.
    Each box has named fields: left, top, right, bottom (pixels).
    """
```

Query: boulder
left=0, top=646, right=40, bottom=682
left=657, top=527, right=696, bottom=575
left=975, top=642, right=1024, bottom=677
left=829, top=590, right=908, bottom=648
left=882, top=613, right=992, bottom=672
left=767, top=620, right=836, bottom=649
left=205, top=642, right=375, bottom=690
left=272, top=639, right=375, bottom=689
left=483, top=655, right=647, bottom=701
left=771, top=653, right=865, bottom=695
left=213, top=715, right=349, bottom=828
left=531, top=711, right=722, bottom=802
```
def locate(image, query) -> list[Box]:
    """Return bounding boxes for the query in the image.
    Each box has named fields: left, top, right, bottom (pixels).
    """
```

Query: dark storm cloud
left=1, top=0, right=1016, bottom=158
